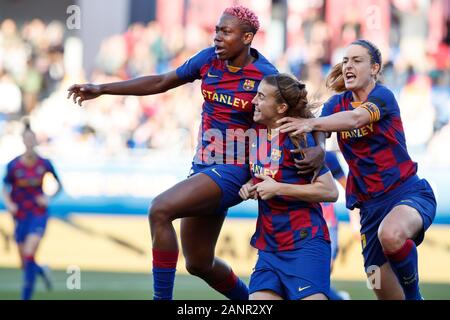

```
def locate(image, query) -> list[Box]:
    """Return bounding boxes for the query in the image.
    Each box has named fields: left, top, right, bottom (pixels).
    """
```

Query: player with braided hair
left=69, top=5, right=326, bottom=300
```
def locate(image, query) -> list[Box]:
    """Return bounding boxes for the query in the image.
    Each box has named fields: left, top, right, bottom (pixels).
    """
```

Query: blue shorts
left=189, top=163, right=250, bottom=214
left=328, top=226, right=339, bottom=261
left=359, top=175, right=436, bottom=270
left=249, top=237, right=331, bottom=300
left=14, top=214, right=48, bottom=243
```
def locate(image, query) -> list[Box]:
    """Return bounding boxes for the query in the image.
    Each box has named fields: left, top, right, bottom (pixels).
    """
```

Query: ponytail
left=326, top=62, right=346, bottom=93
left=264, top=73, right=320, bottom=147
left=327, top=40, right=383, bottom=93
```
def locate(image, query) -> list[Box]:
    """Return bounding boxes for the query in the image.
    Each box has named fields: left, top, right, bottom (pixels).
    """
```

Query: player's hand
left=277, top=117, right=315, bottom=136
left=239, top=181, right=257, bottom=200
left=67, top=83, right=102, bottom=106
left=36, top=195, right=49, bottom=207
left=252, top=174, right=279, bottom=200
left=291, top=145, right=325, bottom=181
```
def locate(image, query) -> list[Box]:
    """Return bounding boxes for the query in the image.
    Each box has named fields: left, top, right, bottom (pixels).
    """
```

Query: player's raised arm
left=67, top=70, right=187, bottom=106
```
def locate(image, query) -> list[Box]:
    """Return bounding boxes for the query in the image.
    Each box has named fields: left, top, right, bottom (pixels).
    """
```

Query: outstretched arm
left=67, top=70, right=188, bottom=106
left=277, top=107, right=372, bottom=136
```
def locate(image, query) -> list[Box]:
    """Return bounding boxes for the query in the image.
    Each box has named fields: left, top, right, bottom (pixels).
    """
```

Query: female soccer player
left=239, top=73, right=338, bottom=300
left=2, top=122, right=62, bottom=300
left=277, top=40, right=436, bottom=300
left=68, top=5, right=326, bottom=300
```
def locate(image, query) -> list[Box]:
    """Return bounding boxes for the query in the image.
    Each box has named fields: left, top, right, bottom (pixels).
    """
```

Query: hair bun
left=297, top=82, right=306, bottom=90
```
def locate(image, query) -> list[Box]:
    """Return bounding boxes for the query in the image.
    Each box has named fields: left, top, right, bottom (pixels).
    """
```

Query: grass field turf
left=1, top=267, right=450, bottom=300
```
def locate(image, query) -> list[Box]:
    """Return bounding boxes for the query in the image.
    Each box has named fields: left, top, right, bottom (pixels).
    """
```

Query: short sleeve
left=325, top=152, right=345, bottom=180
left=320, top=95, right=340, bottom=117
left=3, top=162, right=14, bottom=185
left=44, top=159, right=60, bottom=182
left=286, top=134, right=330, bottom=180
left=175, top=47, right=215, bottom=82
left=362, top=85, right=399, bottom=123
left=316, top=164, right=330, bottom=178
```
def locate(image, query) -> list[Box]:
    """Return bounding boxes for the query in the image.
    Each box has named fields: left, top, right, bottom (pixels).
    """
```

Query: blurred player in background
left=68, top=5, right=324, bottom=301
left=239, top=73, right=338, bottom=300
left=321, top=151, right=360, bottom=300
left=2, top=121, right=62, bottom=300
left=278, top=40, right=437, bottom=300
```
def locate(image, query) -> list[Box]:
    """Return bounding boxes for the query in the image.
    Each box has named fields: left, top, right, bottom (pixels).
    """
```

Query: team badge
left=243, top=79, right=255, bottom=91
left=300, top=229, right=309, bottom=240
left=271, top=148, right=282, bottom=161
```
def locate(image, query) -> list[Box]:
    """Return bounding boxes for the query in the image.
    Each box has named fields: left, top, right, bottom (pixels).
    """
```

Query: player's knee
left=184, top=258, right=213, bottom=277
left=378, top=225, right=406, bottom=252
left=148, top=196, right=173, bottom=225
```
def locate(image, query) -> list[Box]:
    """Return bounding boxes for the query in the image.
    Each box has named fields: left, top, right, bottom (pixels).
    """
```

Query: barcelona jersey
left=3, top=156, right=59, bottom=220
left=176, top=47, right=278, bottom=165
left=321, top=84, right=417, bottom=209
left=249, top=125, right=330, bottom=252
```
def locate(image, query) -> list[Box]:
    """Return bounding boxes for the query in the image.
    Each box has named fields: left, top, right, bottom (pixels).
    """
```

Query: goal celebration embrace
left=1, top=0, right=446, bottom=302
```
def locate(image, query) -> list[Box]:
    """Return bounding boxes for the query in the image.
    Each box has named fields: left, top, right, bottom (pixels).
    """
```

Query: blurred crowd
left=0, top=1, right=449, bottom=165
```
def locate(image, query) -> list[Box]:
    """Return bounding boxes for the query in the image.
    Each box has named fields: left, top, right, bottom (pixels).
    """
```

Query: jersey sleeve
left=175, top=47, right=215, bottom=82
left=316, top=164, right=330, bottom=178
left=325, top=152, right=345, bottom=180
left=3, top=162, right=14, bottom=185
left=320, top=95, right=340, bottom=117
left=362, top=85, right=399, bottom=123
left=304, top=133, right=329, bottom=178
left=44, top=159, right=60, bottom=182
left=286, top=135, right=329, bottom=180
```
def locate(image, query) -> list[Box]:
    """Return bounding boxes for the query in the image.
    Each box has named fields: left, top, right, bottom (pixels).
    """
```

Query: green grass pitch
left=1, top=267, right=449, bottom=300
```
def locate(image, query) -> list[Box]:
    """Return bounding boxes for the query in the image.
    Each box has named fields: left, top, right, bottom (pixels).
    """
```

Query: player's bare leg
left=180, top=214, right=226, bottom=282
left=149, top=173, right=222, bottom=251
left=17, top=243, right=26, bottom=269
left=302, top=293, right=328, bottom=300
left=378, top=205, right=424, bottom=299
left=149, top=172, right=250, bottom=299
left=149, top=173, right=221, bottom=299
left=378, top=206, right=423, bottom=253
left=181, top=214, right=249, bottom=299
left=368, top=262, right=404, bottom=300
left=250, top=290, right=283, bottom=300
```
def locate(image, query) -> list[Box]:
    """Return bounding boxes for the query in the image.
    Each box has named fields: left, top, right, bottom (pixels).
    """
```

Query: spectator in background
left=0, top=7, right=448, bottom=161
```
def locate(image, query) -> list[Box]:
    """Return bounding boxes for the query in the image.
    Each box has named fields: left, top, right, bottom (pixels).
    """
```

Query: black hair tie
left=297, top=82, right=305, bottom=90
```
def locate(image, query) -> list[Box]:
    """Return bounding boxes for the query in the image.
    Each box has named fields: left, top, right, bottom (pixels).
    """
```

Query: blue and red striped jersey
left=249, top=125, right=330, bottom=252
left=321, top=84, right=417, bottom=209
left=176, top=47, right=278, bottom=165
left=3, top=156, right=59, bottom=219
